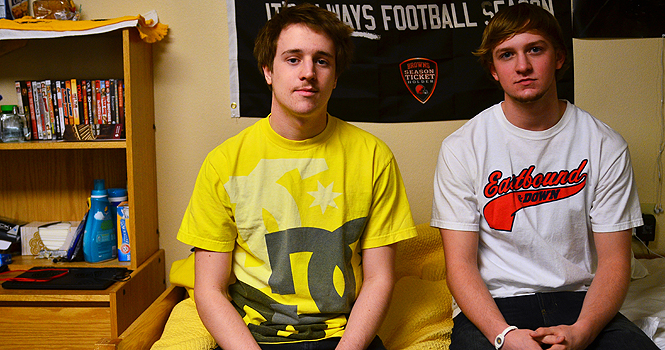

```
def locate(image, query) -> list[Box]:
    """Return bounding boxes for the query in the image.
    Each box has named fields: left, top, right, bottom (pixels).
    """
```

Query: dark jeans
left=213, top=336, right=386, bottom=350
left=451, top=291, right=659, bottom=350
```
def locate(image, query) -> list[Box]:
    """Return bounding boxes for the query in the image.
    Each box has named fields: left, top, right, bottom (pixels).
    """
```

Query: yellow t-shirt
left=178, top=116, right=416, bottom=343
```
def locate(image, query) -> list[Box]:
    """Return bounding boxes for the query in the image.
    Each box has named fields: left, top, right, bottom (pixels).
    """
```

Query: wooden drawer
left=0, top=250, right=165, bottom=349
left=0, top=305, right=111, bottom=349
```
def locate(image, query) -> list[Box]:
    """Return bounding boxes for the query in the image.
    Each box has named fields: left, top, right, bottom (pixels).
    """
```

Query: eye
left=498, top=51, right=513, bottom=60
left=286, top=57, right=300, bottom=64
left=316, top=58, right=331, bottom=66
left=529, top=46, right=544, bottom=54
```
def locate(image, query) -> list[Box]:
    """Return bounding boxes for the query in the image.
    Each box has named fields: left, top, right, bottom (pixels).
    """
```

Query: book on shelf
left=35, top=81, right=46, bottom=139
left=15, top=81, right=32, bottom=138
left=118, top=79, right=125, bottom=125
left=48, top=80, right=63, bottom=139
left=25, top=81, right=38, bottom=140
left=85, top=80, right=93, bottom=127
left=100, top=80, right=108, bottom=124
left=42, top=80, right=53, bottom=138
left=14, top=81, right=23, bottom=115
left=64, top=79, right=73, bottom=126
left=95, top=80, right=102, bottom=126
left=109, top=79, right=116, bottom=124
left=80, top=80, right=89, bottom=125
left=31, top=80, right=44, bottom=139
left=43, top=80, right=59, bottom=139
left=14, top=78, right=126, bottom=140
left=70, top=78, right=80, bottom=125
left=59, top=80, right=72, bottom=139
left=90, top=80, right=97, bottom=128
left=55, top=80, right=67, bottom=132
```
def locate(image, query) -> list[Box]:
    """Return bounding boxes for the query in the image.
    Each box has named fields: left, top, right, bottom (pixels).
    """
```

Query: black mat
left=1, top=267, right=131, bottom=290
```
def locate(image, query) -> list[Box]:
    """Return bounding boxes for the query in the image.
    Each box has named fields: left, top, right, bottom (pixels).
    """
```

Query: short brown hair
left=253, top=3, right=354, bottom=78
left=474, top=3, right=569, bottom=80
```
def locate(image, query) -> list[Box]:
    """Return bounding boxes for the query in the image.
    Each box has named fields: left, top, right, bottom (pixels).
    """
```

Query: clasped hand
left=502, top=324, right=590, bottom=350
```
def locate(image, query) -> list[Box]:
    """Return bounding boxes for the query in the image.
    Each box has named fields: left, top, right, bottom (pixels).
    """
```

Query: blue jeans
left=213, top=336, right=386, bottom=350
left=451, top=291, right=658, bottom=350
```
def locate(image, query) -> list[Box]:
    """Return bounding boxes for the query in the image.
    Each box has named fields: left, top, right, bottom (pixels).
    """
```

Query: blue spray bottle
left=82, top=179, right=118, bottom=263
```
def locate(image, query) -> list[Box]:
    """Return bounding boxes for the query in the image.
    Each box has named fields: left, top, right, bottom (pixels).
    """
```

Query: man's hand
left=528, top=229, right=632, bottom=350
left=501, top=329, right=552, bottom=350
left=530, top=324, right=591, bottom=350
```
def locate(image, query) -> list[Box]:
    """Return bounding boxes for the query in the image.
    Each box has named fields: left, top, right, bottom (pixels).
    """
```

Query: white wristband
left=494, top=325, right=517, bottom=349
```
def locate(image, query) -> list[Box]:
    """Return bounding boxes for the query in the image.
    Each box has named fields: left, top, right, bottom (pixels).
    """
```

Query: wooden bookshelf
left=0, top=27, right=164, bottom=349
left=0, top=140, right=127, bottom=150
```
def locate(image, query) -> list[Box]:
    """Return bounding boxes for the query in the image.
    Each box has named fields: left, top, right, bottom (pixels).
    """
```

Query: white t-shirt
left=431, top=101, right=643, bottom=299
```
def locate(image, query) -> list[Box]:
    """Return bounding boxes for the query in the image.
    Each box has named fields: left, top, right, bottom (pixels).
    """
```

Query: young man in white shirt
left=431, top=4, right=658, bottom=350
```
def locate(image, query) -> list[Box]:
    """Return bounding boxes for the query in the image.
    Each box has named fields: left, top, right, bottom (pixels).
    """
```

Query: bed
left=622, top=256, right=665, bottom=349
left=94, top=241, right=665, bottom=350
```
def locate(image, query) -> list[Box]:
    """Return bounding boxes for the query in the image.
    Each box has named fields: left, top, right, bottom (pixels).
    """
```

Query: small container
left=108, top=188, right=128, bottom=209
left=0, top=0, right=7, bottom=19
left=116, top=201, right=131, bottom=262
left=82, top=179, right=117, bottom=263
left=1, top=105, right=28, bottom=143
left=107, top=188, right=128, bottom=259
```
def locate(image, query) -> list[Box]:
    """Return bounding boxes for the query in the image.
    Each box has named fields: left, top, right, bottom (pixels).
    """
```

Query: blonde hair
left=474, top=3, right=569, bottom=80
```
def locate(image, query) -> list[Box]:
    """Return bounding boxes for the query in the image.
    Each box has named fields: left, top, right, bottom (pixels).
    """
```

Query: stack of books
left=15, top=79, right=125, bottom=140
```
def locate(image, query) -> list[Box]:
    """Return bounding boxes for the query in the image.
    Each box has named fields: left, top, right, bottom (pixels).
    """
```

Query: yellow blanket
left=377, top=223, right=452, bottom=350
left=151, top=297, right=216, bottom=350
left=0, top=10, right=167, bottom=43
left=160, top=223, right=452, bottom=350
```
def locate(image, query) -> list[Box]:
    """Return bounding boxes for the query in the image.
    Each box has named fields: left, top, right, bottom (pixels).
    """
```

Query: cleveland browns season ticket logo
left=400, top=58, right=437, bottom=104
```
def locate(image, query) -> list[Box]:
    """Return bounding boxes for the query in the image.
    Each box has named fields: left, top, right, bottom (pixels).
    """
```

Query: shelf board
left=0, top=140, right=126, bottom=150
left=7, top=255, right=131, bottom=270
left=0, top=256, right=132, bottom=301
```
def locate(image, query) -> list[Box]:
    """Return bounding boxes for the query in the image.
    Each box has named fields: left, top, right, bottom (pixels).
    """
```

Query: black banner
left=573, top=0, right=665, bottom=38
left=228, top=1, right=574, bottom=123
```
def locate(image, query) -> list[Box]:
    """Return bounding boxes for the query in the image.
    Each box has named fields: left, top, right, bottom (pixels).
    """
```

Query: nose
left=300, top=58, right=316, bottom=81
left=515, top=53, right=532, bottom=74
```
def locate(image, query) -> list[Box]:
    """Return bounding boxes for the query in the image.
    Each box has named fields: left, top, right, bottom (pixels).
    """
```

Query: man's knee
left=589, top=313, right=659, bottom=350
left=450, top=314, right=495, bottom=350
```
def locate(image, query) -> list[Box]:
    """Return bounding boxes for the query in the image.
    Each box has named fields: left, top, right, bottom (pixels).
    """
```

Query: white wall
left=74, top=1, right=665, bottom=273
left=573, top=38, right=665, bottom=256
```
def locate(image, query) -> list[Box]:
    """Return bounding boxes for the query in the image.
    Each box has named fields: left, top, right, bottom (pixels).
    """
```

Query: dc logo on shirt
left=482, top=159, right=588, bottom=231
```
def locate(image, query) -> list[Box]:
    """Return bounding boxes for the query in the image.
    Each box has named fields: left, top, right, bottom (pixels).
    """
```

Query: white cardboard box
left=20, top=221, right=80, bottom=255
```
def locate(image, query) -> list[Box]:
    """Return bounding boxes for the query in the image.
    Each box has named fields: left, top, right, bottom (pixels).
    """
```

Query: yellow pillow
left=377, top=223, right=453, bottom=349
left=169, top=253, right=196, bottom=299
left=378, top=276, right=452, bottom=349
left=150, top=297, right=216, bottom=350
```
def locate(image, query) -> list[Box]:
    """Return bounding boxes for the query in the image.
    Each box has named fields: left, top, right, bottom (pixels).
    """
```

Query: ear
left=262, top=65, right=272, bottom=86
left=555, top=50, right=565, bottom=70
left=490, top=63, right=499, bottom=82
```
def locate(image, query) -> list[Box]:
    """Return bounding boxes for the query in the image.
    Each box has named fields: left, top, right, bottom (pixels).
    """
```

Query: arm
left=193, top=248, right=262, bottom=350
left=336, top=244, right=396, bottom=350
left=532, top=229, right=632, bottom=350
left=441, top=229, right=546, bottom=350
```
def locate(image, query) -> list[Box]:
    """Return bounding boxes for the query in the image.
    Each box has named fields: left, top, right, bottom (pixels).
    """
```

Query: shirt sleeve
left=590, top=146, right=643, bottom=232
left=177, top=153, right=238, bottom=252
left=431, top=141, right=480, bottom=232
left=360, top=154, right=417, bottom=249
